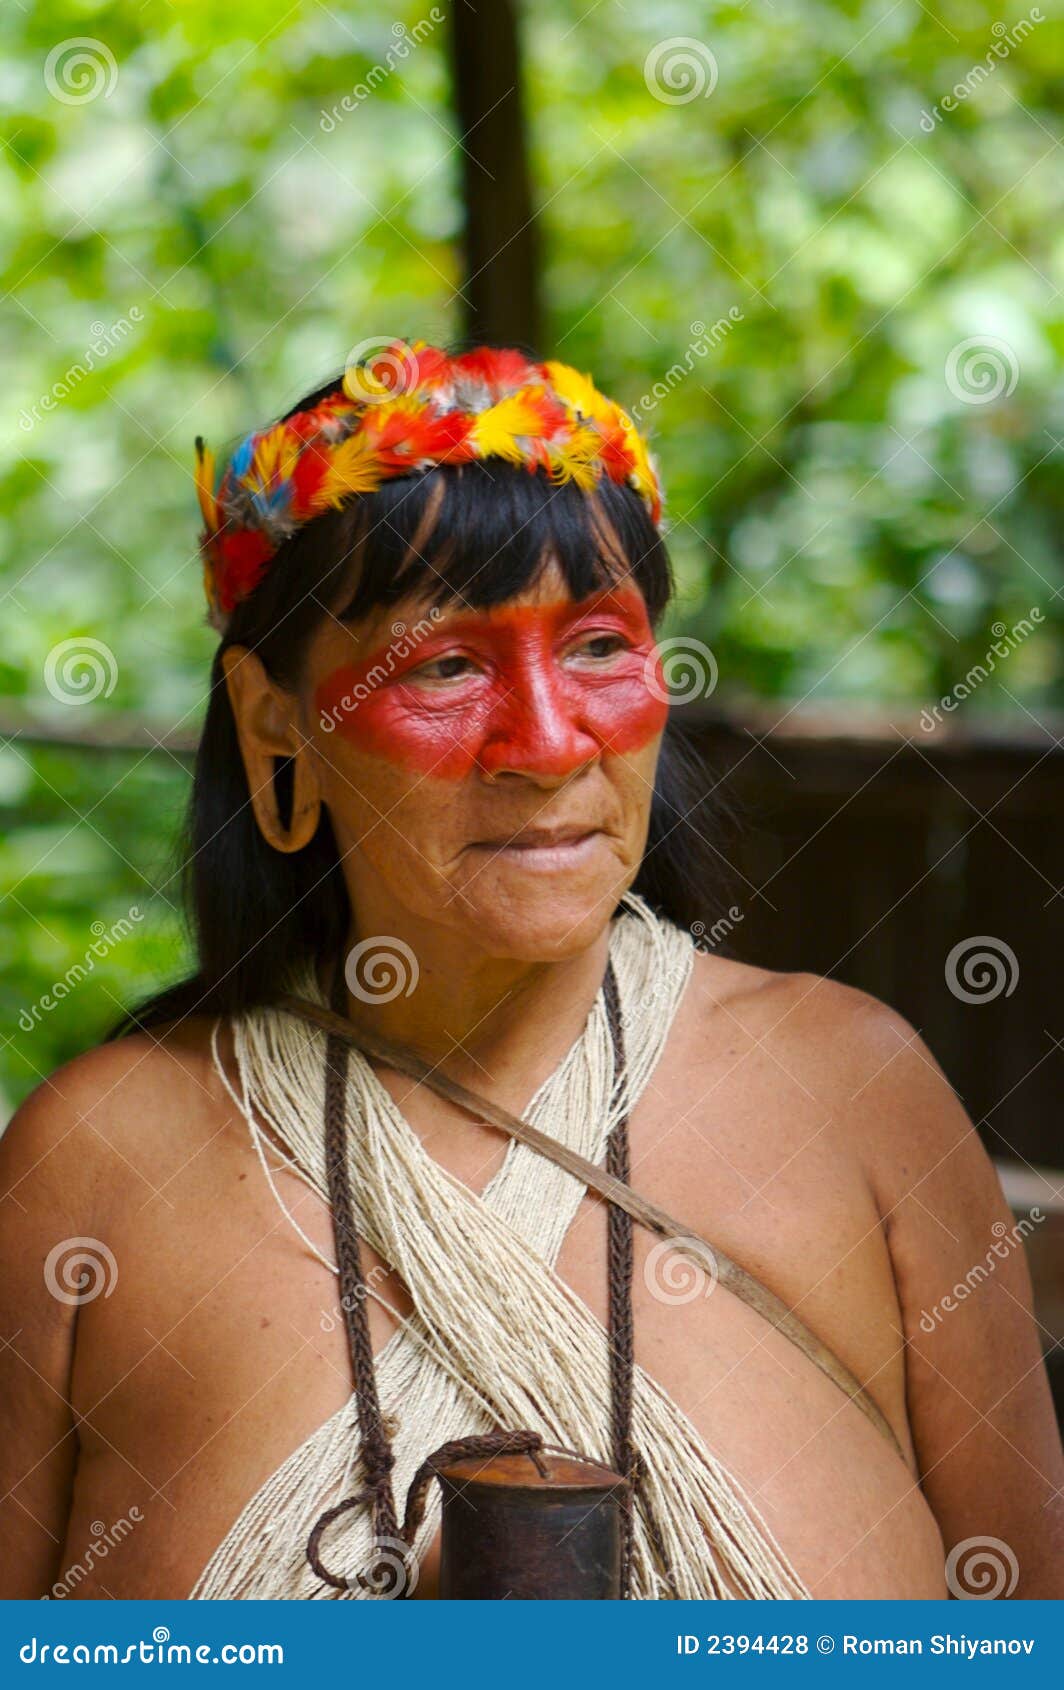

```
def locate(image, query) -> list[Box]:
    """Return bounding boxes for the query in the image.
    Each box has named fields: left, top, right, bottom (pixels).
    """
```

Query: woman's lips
left=469, top=828, right=605, bottom=870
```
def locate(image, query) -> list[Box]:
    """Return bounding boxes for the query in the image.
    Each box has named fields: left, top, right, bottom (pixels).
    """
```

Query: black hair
left=111, top=360, right=736, bottom=1039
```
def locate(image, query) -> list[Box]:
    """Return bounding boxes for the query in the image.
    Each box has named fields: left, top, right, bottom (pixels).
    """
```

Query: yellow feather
left=194, top=440, right=218, bottom=529
left=320, top=431, right=384, bottom=506
left=470, top=394, right=549, bottom=463
left=542, top=361, right=612, bottom=425
left=341, top=360, right=401, bottom=405
left=620, top=414, right=659, bottom=506
left=362, top=393, right=424, bottom=432
left=250, top=426, right=301, bottom=493
left=548, top=423, right=602, bottom=490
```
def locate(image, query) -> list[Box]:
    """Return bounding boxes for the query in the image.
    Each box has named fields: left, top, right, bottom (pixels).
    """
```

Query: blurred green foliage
left=1, top=0, right=1061, bottom=1107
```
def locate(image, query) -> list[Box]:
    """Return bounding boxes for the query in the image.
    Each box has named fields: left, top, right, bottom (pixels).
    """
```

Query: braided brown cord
left=307, top=956, right=643, bottom=1598
left=602, top=960, right=673, bottom=1598
left=602, top=960, right=636, bottom=1595
left=399, top=1429, right=548, bottom=1546
left=309, top=963, right=403, bottom=1592
left=306, top=1487, right=377, bottom=1591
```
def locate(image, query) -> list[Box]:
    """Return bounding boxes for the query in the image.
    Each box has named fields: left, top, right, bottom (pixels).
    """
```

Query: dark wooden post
left=447, top=0, right=542, bottom=351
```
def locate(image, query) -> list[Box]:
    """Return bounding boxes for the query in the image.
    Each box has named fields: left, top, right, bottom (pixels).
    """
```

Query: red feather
left=291, top=443, right=330, bottom=513
left=217, top=528, right=274, bottom=611
left=452, top=347, right=543, bottom=395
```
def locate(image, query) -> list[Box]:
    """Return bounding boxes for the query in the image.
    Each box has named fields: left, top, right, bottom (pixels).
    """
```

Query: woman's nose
left=478, top=664, right=601, bottom=782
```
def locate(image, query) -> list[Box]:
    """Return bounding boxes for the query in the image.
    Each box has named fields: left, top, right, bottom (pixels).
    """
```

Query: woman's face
left=299, top=556, right=668, bottom=961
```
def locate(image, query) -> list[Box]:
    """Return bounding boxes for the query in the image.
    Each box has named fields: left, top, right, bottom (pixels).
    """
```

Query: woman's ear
left=221, top=645, right=322, bottom=853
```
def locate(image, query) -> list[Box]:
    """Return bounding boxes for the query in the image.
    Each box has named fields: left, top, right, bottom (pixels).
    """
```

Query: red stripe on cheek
left=585, top=666, right=669, bottom=753
left=315, top=666, right=489, bottom=776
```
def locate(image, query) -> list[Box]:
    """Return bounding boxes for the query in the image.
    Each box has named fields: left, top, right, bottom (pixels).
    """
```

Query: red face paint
left=315, top=586, right=668, bottom=779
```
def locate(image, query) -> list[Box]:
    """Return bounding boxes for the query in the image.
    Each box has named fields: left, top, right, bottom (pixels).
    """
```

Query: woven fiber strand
left=193, top=893, right=809, bottom=1600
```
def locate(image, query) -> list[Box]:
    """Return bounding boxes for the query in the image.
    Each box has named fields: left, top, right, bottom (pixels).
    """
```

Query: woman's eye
left=411, top=653, right=478, bottom=683
left=571, top=632, right=627, bottom=660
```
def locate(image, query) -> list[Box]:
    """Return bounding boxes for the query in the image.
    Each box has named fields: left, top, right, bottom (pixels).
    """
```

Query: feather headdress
left=194, top=340, right=664, bottom=632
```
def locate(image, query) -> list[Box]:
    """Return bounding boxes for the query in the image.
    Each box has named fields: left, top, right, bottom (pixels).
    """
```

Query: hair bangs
left=330, top=459, right=672, bottom=628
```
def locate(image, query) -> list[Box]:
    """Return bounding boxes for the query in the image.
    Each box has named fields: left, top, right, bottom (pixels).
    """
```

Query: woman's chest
left=65, top=1070, right=945, bottom=1599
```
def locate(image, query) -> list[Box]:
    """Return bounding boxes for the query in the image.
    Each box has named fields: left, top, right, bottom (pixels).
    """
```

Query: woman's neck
left=327, top=917, right=614, bottom=1095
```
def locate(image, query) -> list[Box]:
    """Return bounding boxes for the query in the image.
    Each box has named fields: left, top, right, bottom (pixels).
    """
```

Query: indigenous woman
left=2, top=342, right=1061, bottom=1600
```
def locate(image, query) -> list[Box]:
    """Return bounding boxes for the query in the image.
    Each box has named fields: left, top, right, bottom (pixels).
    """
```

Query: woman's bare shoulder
left=686, top=946, right=961, bottom=1134
left=684, top=946, right=985, bottom=1215
left=0, top=1015, right=241, bottom=1216
left=693, top=940, right=913, bottom=1037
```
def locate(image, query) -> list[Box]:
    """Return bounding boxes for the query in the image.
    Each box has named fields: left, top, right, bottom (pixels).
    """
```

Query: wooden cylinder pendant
left=436, top=1448, right=628, bottom=1599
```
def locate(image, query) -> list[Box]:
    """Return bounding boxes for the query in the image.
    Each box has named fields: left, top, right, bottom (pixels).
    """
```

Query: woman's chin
left=452, top=871, right=629, bottom=962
